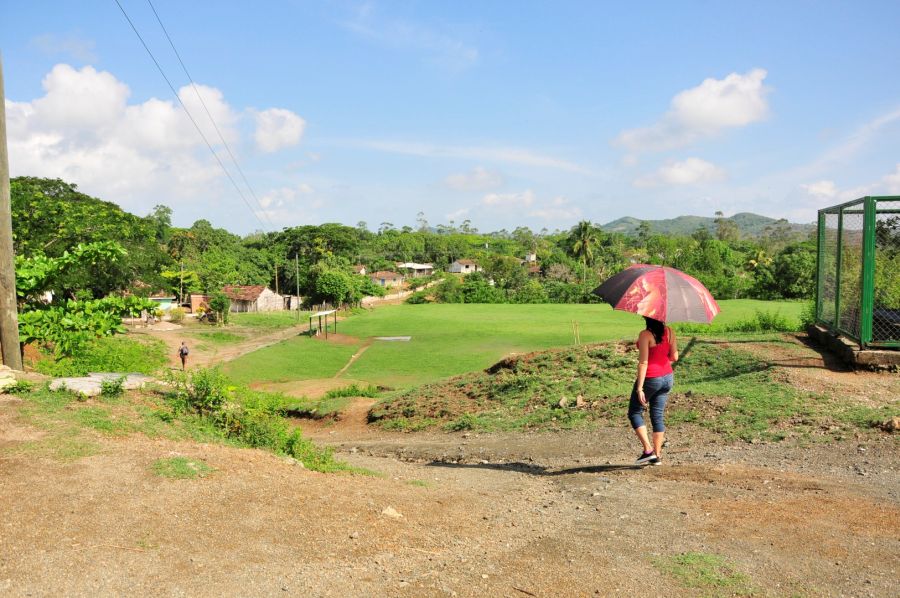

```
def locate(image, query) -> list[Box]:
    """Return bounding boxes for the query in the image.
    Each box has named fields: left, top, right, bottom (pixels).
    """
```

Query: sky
left=3, top=1, right=900, bottom=235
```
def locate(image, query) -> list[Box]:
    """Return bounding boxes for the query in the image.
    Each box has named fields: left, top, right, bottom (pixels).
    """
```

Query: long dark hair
left=644, top=316, right=665, bottom=344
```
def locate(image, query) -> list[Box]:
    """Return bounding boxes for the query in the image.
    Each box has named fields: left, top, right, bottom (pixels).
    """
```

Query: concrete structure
left=148, top=295, right=176, bottom=311
left=396, top=262, right=434, bottom=277
left=189, top=293, right=210, bottom=314
left=369, top=271, right=405, bottom=288
left=807, top=324, right=900, bottom=369
left=222, top=285, right=285, bottom=312
left=449, top=259, right=481, bottom=274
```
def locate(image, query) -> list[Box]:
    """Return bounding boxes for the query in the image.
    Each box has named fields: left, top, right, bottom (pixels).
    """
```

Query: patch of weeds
left=4, top=380, right=34, bottom=394
left=20, top=428, right=100, bottom=461
left=152, top=456, right=214, bottom=479
left=73, top=406, right=133, bottom=436
left=100, top=376, right=125, bottom=398
left=832, top=404, right=897, bottom=430
left=652, top=552, right=754, bottom=596
left=190, top=331, right=244, bottom=344
left=322, top=383, right=380, bottom=400
left=163, top=367, right=350, bottom=472
left=407, top=479, right=429, bottom=487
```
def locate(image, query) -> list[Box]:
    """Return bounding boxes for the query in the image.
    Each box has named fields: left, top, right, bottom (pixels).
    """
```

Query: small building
left=369, top=271, right=405, bottom=288
left=149, top=295, right=177, bottom=311
left=524, top=252, right=538, bottom=263
left=222, top=285, right=284, bottom=313
left=396, top=262, right=434, bottom=278
left=352, top=264, right=367, bottom=276
left=449, top=259, right=481, bottom=275
left=189, top=293, right=210, bottom=313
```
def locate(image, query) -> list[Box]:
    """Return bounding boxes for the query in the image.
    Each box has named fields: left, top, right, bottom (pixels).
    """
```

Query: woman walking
left=629, top=317, right=678, bottom=465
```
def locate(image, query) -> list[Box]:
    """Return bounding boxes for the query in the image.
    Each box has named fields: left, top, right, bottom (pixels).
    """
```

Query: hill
left=600, top=212, right=815, bottom=238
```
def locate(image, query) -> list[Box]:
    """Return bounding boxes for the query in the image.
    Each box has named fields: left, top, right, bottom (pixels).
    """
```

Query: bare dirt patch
left=3, top=336, right=898, bottom=596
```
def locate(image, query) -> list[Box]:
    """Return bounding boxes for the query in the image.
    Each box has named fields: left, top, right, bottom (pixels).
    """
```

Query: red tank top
left=644, top=328, right=673, bottom=378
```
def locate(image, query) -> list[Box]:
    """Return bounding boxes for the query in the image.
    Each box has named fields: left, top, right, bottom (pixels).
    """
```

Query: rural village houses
left=368, top=271, right=405, bottom=288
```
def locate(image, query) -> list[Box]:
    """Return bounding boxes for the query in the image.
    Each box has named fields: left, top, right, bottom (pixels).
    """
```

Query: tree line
left=11, top=177, right=817, bottom=310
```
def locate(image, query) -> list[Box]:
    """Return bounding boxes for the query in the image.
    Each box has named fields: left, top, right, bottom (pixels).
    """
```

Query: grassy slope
left=370, top=335, right=890, bottom=440
left=221, top=300, right=804, bottom=389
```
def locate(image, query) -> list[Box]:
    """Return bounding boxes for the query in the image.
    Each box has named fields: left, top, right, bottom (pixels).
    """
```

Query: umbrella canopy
left=593, top=264, right=720, bottom=323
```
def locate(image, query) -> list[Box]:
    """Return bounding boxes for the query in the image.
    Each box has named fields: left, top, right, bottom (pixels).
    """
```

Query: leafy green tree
left=10, top=177, right=172, bottom=295
left=208, top=292, right=231, bottom=325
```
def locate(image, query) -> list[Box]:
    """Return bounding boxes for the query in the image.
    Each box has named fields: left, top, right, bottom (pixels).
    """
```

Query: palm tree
left=569, top=220, right=600, bottom=286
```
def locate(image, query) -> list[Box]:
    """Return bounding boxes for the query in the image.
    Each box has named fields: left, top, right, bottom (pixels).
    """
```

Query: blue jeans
left=628, top=373, right=673, bottom=433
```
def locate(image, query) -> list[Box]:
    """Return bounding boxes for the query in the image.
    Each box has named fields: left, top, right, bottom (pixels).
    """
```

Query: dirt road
left=1, top=387, right=897, bottom=597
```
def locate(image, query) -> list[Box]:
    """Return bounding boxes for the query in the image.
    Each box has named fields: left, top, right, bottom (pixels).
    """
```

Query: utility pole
left=0, top=54, right=23, bottom=369
left=179, top=261, right=184, bottom=303
left=274, top=263, right=279, bottom=295
left=294, top=254, right=300, bottom=322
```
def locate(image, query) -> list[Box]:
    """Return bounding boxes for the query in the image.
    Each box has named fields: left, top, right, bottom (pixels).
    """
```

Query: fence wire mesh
left=820, top=213, right=839, bottom=326
left=838, top=208, right=864, bottom=339
left=873, top=199, right=900, bottom=343
left=818, top=196, right=900, bottom=347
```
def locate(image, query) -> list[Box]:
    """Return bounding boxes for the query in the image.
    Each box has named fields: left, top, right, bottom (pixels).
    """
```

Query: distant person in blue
left=629, top=317, right=678, bottom=466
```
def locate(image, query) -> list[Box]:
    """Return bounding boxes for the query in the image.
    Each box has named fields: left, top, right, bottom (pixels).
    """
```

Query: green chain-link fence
left=817, top=196, right=900, bottom=348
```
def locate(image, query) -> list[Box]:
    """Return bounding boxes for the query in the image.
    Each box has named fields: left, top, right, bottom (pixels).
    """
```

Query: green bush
left=169, top=367, right=232, bottom=415
left=322, top=383, right=380, bottom=400
left=100, top=376, right=125, bottom=398
left=405, top=290, right=431, bottom=304
left=168, top=307, right=186, bottom=324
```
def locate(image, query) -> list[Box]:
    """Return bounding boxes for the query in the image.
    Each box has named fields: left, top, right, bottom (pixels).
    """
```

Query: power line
left=112, top=0, right=270, bottom=231
left=145, top=0, right=276, bottom=231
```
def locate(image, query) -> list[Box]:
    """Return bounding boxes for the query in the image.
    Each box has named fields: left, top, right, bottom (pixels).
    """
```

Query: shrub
left=405, top=290, right=430, bottom=304
left=3, top=380, right=34, bottom=394
left=168, top=307, right=186, bottom=324
left=169, top=367, right=232, bottom=415
left=100, top=376, right=125, bottom=398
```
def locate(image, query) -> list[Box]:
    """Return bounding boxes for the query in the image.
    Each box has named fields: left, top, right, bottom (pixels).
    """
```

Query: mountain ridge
left=599, top=212, right=815, bottom=238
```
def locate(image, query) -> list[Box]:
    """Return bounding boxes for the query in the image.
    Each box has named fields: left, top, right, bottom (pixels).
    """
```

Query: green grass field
left=223, top=300, right=805, bottom=389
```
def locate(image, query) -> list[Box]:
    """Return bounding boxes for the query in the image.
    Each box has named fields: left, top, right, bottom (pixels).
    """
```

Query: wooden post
left=0, top=54, right=23, bottom=370
left=295, top=254, right=300, bottom=322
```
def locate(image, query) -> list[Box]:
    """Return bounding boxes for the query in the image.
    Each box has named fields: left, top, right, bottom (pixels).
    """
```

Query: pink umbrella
left=593, top=264, right=720, bottom=323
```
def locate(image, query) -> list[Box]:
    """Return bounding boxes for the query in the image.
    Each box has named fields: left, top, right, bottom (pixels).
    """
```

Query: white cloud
left=527, top=196, right=582, bottom=221
left=444, top=166, right=504, bottom=191
left=257, top=184, right=323, bottom=221
left=799, top=164, right=900, bottom=204
left=29, top=33, right=97, bottom=63
left=800, top=180, right=839, bottom=199
left=254, top=108, right=306, bottom=153
left=350, top=139, right=591, bottom=174
left=445, top=207, right=471, bottom=221
left=482, top=189, right=535, bottom=208
left=6, top=64, right=304, bottom=214
left=615, top=69, right=771, bottom=153
left=884, top=164, right=900, bottom=194
left=634, top=158, right=726, bottom=187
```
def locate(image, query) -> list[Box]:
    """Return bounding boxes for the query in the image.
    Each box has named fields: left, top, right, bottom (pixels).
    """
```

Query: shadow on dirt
left=426, top=460, right=644, bottom=476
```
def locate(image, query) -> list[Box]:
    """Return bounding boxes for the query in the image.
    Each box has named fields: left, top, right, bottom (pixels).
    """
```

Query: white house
left=449, top=259, right=481, bottom=274
left=369, top=271, right=405, bottom=288
left=396, top=262, right=434, bottom=277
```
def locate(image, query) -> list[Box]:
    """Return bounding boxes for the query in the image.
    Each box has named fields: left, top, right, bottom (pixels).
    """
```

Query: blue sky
left=3, top=1, right=900, bottom=234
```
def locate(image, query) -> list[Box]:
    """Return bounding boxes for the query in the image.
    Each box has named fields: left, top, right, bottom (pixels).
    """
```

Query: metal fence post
left=834, top=209, right=843, bottom=331
left=859, top=197, right=877, bottom=347
left=816, top=211, right=825, bottom=323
